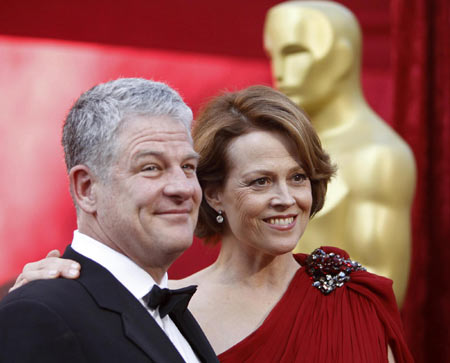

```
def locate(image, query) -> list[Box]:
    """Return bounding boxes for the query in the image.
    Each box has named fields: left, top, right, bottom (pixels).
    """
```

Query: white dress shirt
left=72, top=230, right=200, bottom=363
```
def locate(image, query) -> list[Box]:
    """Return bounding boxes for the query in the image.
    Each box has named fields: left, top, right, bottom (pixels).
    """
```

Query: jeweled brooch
left=305, top=248, right=366, bottom=295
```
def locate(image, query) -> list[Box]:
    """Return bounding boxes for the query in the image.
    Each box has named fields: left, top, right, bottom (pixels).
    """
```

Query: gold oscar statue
left=264, top=1, right=416, bottom=306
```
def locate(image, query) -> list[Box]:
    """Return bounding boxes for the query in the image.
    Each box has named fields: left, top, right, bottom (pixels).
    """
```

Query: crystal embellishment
left=305, top=248, right=366, bottom=295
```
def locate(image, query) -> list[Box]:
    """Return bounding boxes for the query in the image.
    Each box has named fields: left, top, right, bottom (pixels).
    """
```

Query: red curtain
left=391, top=0, right=450, bottom=362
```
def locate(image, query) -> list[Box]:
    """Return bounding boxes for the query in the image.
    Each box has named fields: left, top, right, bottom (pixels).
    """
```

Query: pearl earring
left=216, top=210, right=224, bottom=224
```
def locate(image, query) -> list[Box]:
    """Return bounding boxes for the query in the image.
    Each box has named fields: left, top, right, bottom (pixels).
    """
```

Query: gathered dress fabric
left=218, top=247, right=413, bottom=363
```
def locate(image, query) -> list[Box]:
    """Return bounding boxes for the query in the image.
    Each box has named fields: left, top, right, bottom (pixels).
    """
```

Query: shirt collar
left=71, top=230, right=168, bottom=300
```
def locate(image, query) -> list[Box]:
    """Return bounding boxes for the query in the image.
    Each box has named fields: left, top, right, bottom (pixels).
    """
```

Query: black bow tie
left=143, top=285, right=197, bottom=318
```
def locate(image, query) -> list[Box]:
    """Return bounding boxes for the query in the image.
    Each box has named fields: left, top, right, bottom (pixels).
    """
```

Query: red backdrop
left=391, top=0, right=449, bottom=361
left=0, top=1, right=448, bottom=361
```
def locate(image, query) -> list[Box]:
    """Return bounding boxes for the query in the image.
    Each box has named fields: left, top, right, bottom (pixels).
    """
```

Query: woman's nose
left=271, top=184, right=295, bottom=208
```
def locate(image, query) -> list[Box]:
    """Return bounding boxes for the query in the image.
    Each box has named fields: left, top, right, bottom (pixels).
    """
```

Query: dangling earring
left=216, top=210, right=224, bottom=224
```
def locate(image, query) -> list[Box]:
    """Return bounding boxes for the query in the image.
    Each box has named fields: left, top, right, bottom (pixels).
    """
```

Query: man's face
left=94, top=115, right=202, bottom=271
left=264, top=6, right=338, bottom=112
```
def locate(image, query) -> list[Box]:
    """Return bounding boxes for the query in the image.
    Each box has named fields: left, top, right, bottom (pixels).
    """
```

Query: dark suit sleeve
left=0, top=299, right=87, bottom=363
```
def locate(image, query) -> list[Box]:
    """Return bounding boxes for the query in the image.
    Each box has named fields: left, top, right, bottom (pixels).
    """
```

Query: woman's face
left=212, top=130, right=312, bottom=256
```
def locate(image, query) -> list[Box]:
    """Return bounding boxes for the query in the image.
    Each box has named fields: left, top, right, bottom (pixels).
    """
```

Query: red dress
left=218, top=247, right=413, bottom=363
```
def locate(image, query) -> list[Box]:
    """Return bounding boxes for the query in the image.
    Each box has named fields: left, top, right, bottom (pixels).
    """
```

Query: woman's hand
left=9, top=250, right=80, bottom=293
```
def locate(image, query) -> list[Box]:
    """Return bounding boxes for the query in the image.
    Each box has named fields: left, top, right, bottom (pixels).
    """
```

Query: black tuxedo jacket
left=0, top=246, right=218, bottom=363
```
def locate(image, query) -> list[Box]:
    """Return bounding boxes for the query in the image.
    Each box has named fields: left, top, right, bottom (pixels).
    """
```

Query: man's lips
left=156, top=209, right=192, bottom=215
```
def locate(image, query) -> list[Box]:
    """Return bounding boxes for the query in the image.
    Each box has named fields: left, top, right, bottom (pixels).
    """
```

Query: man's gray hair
left=62, top=77, right=193, bottom=177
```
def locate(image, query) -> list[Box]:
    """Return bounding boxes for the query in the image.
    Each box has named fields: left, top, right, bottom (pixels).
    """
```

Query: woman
left=11, top=86, right=412, bottom=362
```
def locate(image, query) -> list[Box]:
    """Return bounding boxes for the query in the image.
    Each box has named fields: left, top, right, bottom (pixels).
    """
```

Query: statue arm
left=348, top=143, right=416, bottom=307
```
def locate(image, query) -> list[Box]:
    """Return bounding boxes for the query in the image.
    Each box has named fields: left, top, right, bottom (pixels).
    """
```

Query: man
left=264, top=1, right=416, bottom=306
left=0, top=78, right=218, bottom=362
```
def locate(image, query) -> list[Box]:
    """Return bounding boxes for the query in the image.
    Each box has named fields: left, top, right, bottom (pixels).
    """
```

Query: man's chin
left=161, top=240, right=193, bottom=267
left=160, top=230, right=194, bottom=253
left=144, top=237, right=193, bottom=270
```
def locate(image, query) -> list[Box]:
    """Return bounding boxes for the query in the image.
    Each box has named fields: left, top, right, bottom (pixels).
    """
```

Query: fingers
left=9, top=274, right=27, bottom=292
left=26, top=256, right=81, bottom=280
left=8, top=251, right=81, bottom=293
left=46, top=249, right=61, bottom=258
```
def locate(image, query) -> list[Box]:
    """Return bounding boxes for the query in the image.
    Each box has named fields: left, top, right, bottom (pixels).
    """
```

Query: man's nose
left=163, top=169, right=196, bottom=201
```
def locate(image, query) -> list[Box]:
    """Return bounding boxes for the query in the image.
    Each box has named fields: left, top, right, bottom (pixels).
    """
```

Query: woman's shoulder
left=293, top=246, right=402, bottom=332
left=295, top=246, right=393, bottom=296
left=290, top=247, right=412, bottom=362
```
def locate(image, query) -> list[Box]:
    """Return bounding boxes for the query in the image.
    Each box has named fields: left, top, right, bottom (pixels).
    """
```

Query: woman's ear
left=69, top=165, right=98, bottom=214
left=203, top=185, right=223, bottom=213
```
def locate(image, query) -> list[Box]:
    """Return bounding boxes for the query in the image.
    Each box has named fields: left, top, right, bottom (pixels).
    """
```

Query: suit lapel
left=63, top=246, right=186, bottom=363
left=120, top=308, right=185, bottom=363
left=170, top=309, right=219, bottom=363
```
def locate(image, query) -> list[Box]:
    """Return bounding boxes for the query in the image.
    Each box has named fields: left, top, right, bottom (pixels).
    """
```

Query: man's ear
left=203, top=185, right=223, bottom=213
left=69, top=165, right=99, bottom=214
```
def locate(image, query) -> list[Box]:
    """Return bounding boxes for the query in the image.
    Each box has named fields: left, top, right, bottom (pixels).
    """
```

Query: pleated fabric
left=218, top=248, right=413, bottom=363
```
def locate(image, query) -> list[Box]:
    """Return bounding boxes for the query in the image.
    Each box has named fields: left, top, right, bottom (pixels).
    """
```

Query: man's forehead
left=116, top=115, right=194, bottom=153
left=125, top=135, right=197, bottom=165
left=119, top=114, right=189, bottom=137
left=123, top=114, right=188, bottom=130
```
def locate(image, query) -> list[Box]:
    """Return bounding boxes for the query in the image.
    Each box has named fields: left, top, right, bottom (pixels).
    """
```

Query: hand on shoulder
left=9, top=249, right=80, bottom=293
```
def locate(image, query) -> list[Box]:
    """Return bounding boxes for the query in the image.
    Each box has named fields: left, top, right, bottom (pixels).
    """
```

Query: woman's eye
left=292, top=173, right=308, bottom=182
left=252, top=177, right=269, bottom=186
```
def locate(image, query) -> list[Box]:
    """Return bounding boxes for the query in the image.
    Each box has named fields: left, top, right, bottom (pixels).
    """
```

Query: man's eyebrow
left=186, top=152, right=200, bottom=160
left=132, top=151, right=200, bottom=161
left=132, top=151, right=162, bottom=161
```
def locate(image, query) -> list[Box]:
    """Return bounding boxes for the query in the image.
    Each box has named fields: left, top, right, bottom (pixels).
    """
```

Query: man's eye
left=142, top=165, right=158, bottom=172
left=182, top=164, right=196, bottom=172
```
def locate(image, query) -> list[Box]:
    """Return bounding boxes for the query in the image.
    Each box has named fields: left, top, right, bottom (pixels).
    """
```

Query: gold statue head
left=264, top=1, right=362, bottom=113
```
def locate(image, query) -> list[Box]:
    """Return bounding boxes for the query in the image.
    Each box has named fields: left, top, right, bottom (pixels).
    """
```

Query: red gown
left=218, top=247, right=413, bottom=363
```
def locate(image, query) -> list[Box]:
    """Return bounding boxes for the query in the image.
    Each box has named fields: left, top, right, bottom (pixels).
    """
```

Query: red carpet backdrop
left=0, top=0, right=448, bottom=361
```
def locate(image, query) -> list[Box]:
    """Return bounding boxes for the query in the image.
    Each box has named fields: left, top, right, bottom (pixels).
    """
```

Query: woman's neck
left=207, top=238, right=300, bottom=289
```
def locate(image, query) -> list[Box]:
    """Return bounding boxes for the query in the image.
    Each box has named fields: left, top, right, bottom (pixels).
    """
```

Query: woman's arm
left=9, top=250, right=80, bottom=292
left=388, top=345, right=396, bottom=363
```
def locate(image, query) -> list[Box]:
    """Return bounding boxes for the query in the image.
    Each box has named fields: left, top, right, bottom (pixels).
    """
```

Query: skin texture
left=207, top=130, right=312, bottom=258
left=12, top=116, right=202, bottom=288
left=75, top=115, right=202, bottom=281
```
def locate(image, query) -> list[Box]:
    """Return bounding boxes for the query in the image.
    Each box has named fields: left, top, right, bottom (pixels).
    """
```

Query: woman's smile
left=263, top=214, right=297, bottom=230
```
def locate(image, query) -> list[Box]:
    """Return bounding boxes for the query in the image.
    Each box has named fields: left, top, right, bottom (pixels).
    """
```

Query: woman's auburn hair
left=193, top=85, right=336, bottom=244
